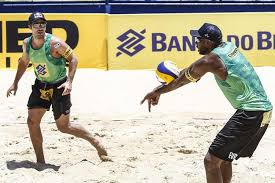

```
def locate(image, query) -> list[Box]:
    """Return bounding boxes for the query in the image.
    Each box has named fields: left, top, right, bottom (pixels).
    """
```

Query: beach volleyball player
left=6, top=12, right=111, bottom=163
left=141, top=23, right=272, bottom=183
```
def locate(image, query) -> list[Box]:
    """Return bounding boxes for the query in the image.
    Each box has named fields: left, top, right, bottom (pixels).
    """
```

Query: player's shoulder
left=206, top=52, right=224, bottom=65
left=207, top=52, right=220, bottom=60
left=23, top=36, right=32, bottom=45
left=194, top=53, right=223, bottom=71
left=215, top=41, right=236, bottom=51
left=197, top=53, right=219, bottom=65
left=50, top=34, right=64, bottom=44
left=49, top=34, right=67, bottom=49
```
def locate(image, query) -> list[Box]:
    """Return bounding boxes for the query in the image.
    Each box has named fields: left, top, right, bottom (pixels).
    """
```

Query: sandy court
left=0, top=68, right=275, bottom=183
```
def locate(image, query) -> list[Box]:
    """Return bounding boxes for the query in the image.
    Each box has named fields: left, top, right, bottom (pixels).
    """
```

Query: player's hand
left=6, top=83, right=18, bottom=97
left=140, top=91, right=161, bottom=112
left=57, top=80, right=72, bottom=96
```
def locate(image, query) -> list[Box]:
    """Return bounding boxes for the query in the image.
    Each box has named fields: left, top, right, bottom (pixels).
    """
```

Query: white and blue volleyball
left=156, top=60, right=180, bottom=85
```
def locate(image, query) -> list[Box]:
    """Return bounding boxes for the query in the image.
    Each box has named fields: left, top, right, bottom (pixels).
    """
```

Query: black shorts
left=209, top=109, right=272, bottom=162
left=27, top=78, right=72, bottom=120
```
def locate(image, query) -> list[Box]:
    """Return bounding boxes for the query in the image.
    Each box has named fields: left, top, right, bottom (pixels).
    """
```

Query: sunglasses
left=197, top=37, right=206, bottom=41
left=32, top=22, right=47, bottom=28
left=195, top=37, right=212, bottom=43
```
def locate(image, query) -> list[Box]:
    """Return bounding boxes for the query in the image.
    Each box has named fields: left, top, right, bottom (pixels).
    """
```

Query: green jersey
left=212, top=41, right=272, bottom=111
left=26, top=33, right=67, bottom=84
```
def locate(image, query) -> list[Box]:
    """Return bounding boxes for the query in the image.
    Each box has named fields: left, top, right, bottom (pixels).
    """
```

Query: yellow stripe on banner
left=18, top=28, right=31, bottom=34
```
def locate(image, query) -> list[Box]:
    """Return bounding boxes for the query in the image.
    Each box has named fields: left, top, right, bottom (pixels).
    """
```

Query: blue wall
left=1, top=1, right=275, bottom=13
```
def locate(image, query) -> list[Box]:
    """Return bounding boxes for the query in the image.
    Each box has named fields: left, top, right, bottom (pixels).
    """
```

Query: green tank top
left=27, top=33, right=67, bottom=84
left=211, top=41, right=272, bottom=111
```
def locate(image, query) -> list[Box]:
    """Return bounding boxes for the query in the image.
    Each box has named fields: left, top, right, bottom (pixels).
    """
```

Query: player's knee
left=27, top=116, right=38, bottom=126
left=222, top=161, right=231, bottom=166
left=56, top=121, right=70, bottom=133
left=204, top=153, right=220, bottom=170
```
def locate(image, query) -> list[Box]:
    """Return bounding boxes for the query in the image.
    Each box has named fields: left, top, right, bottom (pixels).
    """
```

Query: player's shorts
left=27, top=77, right=72, bottom=120
left=209, top=109, right=272, bottom=162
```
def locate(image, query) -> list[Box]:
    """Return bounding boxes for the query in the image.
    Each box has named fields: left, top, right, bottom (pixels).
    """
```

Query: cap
left=190, top=23, right=222, bottom=43
left=28, top=12, right=46, bottom=25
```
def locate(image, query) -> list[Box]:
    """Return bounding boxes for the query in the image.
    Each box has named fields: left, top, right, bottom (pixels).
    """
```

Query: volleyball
left=155, top=60, right=180, bottom=85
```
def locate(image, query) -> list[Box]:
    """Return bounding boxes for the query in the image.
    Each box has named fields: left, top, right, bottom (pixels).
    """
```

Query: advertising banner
left=0, top=13, right=107, bottom=69
left=108, top=13, right=275, bottom=69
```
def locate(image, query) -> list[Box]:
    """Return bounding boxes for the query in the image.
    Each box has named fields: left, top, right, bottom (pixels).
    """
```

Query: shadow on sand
left=6, top=160, right=60, bottom=171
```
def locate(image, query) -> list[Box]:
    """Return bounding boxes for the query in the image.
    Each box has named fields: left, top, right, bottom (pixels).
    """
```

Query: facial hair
left=34, top=29, right=45, bottom=39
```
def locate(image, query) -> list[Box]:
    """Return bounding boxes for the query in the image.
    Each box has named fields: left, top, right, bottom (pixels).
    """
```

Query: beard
left=199, top=49, right=207, bottom=55
left=198, top=47, right=211, bottom=55
left=34, top=30, right=45, bottom=39
left=35, top=35, right=44, bottom=39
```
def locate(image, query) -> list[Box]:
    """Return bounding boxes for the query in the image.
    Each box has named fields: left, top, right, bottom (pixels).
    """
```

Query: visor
left=190, top=30, right=201, bottom=37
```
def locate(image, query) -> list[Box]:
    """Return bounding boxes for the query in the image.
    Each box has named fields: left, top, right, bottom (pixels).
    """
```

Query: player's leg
left=205, top=110, right=242, bottom=183
left=27, top=79, right=50, bottom=163
left=27, top=108, right=47, bottom=163
left=52, top=86, right=110, bottom=161
left=220, top=161, right=232, bottom=183
left=204, top=152, right=223, bottom=183
left=55, top=113, right=110, bottom=161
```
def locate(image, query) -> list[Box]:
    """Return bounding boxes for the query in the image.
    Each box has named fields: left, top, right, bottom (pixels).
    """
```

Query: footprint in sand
left=177, top=149, right=197, bottom=154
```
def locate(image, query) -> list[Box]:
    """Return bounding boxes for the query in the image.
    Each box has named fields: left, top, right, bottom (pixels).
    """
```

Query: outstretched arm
left=141, top=53, right=227, bottom=111
left=155, top=55, right=211, bottom=94
left=7, top=40, right=30, bottom=97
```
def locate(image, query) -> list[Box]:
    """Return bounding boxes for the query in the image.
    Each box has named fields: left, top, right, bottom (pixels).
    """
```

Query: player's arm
left=54, top=39, right=78, bottom=83
left=14, top=39, right=31, bottom=84
left=7, top=39, right=30, bottom=97
left=53, top=38, right=78, bottom=95
left=141, top=53, right=227, bottom=111
left=154, top=53, right=227, bottom=94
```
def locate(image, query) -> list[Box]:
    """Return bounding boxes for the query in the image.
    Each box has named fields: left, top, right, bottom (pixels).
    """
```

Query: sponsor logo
left=36, top=64, right=47, bottom=75
left=34, top=63, right=48, bottom=77
left=151, top=32, right=275, bottom=52
left=34, top=12, right=44, bottom=19
left=228, top=47, right=239, bottom=58
left=228, top=152, right=238, bottom=160
left=116, top=29, right=146, bottom=57
left=0, top=20, right=79, bottom=68
left=65, top=109, right=70, bottom=115
left=39, top=88, right=53, bottom=101
left=116, top=30, right=275, bottom=57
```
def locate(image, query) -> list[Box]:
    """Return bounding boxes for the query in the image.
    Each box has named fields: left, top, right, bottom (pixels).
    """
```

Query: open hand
left=6, top=83, right=18, bottom=97
left=57, top=80, right=72, bottom=96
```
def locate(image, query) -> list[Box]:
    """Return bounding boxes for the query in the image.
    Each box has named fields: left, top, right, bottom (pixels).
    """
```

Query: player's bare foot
left=99, top=154, right=112, bottom=162
left=96, top=145, right=112, bottom=162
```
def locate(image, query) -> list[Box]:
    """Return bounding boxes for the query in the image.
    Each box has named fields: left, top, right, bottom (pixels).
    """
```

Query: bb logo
left=36, top=64, right=47, bottom=75
left=34, top=63, right=49, bottom=77
left=116, top=29, right=146, bottom=57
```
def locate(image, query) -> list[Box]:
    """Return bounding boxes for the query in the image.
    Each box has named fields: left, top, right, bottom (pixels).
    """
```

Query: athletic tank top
left=211, top=41, right=272, bottom=111
left=26, top=33, right=67, bottom=84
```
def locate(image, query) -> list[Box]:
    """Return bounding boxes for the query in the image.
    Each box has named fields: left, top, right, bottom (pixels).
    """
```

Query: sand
left=0, top=67, right=275, bottom=183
